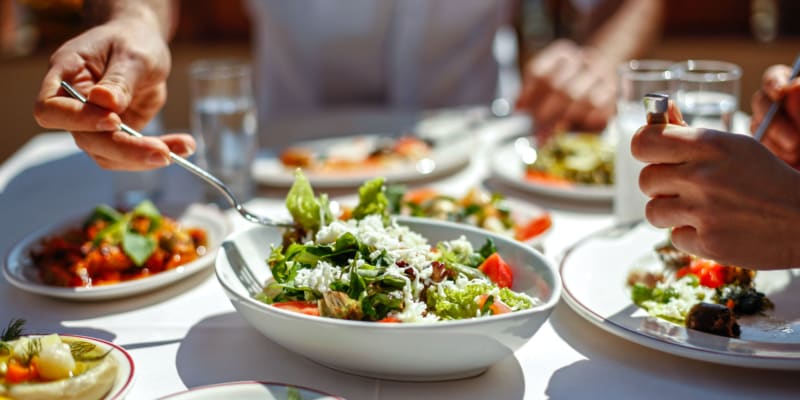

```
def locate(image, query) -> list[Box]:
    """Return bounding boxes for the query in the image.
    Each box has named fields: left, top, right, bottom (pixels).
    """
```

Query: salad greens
left=257, top=171, right=539, bottom=322
left=285, top=169, right=333, bottom=233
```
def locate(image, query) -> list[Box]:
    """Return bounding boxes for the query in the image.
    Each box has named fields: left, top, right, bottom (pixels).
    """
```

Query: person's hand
left=633, top=101, right=800, bottom=270
left=34, top=18, right=195, bottom=171
left=750, top=64, right=800, bottom=167
left=516, top=39, right=616, bottom=141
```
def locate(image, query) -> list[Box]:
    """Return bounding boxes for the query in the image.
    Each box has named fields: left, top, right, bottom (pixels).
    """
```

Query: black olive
left=685, top=302, right=741, bottom=338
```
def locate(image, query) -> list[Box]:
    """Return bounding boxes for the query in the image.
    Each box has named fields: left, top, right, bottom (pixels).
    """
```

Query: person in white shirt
left=34, top=0, right=663, bottom=170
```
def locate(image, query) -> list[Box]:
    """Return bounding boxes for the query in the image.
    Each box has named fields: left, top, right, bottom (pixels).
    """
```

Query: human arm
left=516, top=0, right=664, bottom=138
left=633, top=102, right=800, bottom=270
left=34, top=0, right=194, bottom=170
left=750, top=64, right=800, bottom=167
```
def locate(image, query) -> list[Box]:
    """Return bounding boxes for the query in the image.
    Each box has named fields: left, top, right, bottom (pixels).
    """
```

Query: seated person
left=34, top=0, right=662, bottom=170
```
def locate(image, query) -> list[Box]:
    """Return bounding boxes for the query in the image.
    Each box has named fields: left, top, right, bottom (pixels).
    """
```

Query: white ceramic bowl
left=215, top=216, right=560, bottom=381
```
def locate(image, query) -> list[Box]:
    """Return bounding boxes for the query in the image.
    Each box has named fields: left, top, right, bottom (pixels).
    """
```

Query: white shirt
left=244, top=0, right=513, bottom=144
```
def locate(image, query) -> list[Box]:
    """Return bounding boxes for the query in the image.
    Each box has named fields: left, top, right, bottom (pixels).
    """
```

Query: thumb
left=87, top=54, right=143, bottom=114
left=667, top=100, right=688, bottom=127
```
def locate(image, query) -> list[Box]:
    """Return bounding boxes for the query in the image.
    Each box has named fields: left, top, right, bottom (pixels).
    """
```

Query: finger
left=644, top=196, right=700, bottom=229
left=631, top=125, right=706, bottom=164
left=159, top=133, right=197, bottom=157
left=560, top=72, right=601, bottom=129
left=667, top=101, right=687, bottom=127
left=669, top=225, right=704, bottom=258
left=35, top=59, right=122, bottom=132
left=763, top=134, right=800, bottom=165
left=639, top=163, right=685, bottom=197
left=71, top=130, right=172, bottom=170
left=763, top=64, right=791, bottom=101
left=87, top=49, right=151, bottom=114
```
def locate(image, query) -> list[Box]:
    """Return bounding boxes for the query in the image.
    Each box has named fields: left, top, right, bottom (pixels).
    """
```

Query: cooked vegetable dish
left=31, top=201, right=207, bottom=287
left=525, top=133, right=614, bottom=186
left=0, top=320, right=117, bottom=400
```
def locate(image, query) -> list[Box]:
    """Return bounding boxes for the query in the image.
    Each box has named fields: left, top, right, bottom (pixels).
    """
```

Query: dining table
left=1, top=114, right=798, bottom=400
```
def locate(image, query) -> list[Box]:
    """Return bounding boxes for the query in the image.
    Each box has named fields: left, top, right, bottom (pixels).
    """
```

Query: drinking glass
left=189, top=59, right=258, bottom=206
left=671, top=60, right=741, bottom=131
left=613, top=60, right=675, bottom=224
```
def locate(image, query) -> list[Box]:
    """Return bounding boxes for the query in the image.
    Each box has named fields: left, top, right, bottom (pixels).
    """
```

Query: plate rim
left=2, top=203, right=230, bottom=301
left=489, top=135, right=614, bottom=201
left=252, top=132, right=476, bottom=188
left=559, top=220, right=800, bottom=370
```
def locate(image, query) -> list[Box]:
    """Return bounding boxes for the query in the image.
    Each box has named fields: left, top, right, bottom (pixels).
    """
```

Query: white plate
left=3, top=204, right=230, bottom=301
left=252, top=133, right=475, bottom=188
left=158, top=381, right=341, bottom=400
left=490, top=136, right=614, bottom=201
left=6, top=334, right=136, bottom=400
left=560, top=221, right=800, bottom=370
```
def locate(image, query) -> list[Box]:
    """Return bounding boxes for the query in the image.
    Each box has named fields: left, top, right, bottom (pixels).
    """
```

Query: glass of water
left=189, top=59, right=258, bottom=206
left=613, top=60, right=675, bottom=224
left=671, top=60, right=741, bottom=131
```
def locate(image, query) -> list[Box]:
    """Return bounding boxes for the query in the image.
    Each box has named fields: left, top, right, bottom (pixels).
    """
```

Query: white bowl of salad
left=215, top=172, right=560, bottom=381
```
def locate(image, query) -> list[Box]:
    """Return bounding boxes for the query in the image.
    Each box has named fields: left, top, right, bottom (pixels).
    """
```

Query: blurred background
left=0, top=0, right=798, bottom=163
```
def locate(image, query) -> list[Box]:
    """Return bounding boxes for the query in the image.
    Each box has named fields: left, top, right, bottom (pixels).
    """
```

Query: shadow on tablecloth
left=175, top=312, right=526, bottom=400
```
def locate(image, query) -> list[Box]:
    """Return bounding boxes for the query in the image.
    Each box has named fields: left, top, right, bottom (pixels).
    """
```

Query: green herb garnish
left=1, top=318, right=25, bottom=341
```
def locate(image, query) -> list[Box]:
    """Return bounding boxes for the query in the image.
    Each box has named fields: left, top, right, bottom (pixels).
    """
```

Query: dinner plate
left=3, top=203, right=230, bottom=301
left=158, top=381, right=341, bottom=400
left=252, top=132, right=475, bottom=188
left=560, top=221, right=800, bottom=370
left=490, top=136, right=614, bottom=201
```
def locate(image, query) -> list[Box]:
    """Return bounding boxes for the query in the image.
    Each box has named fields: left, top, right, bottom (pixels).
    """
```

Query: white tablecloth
left=1, top=119, right=798, bottom=399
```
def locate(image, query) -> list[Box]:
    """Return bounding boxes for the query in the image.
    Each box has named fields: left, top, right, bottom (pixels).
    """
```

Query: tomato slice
left=676, top=259, right=725, bottom=289
left=514, top=213, right=552, bottom=241
left=477, top=294, right=512, bottom=315
left=272, top=301, right=321, bottom=316
left=377, top=316, right=401, bottom=323
left=478, top=253, right=513, bottom=288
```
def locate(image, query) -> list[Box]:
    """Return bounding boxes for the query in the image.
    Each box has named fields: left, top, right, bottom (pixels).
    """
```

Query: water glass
left=671, top=60, right=741, bottom=131
left=613, top=60, right=674, bottom=224
left=189, top=59, right=258, bottom=206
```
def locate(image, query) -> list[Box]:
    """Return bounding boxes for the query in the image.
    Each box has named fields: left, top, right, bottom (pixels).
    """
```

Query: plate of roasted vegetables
left=490, top=134, right=614, bottom=201
left=252, top=132, right=475, bottom=188
left=0, top=319, right=134, bottom=400
left=3, top=201, right=229, bottom=300
left=560, top=221, right=800, bottom=370
left=215, top=172, right=559, bottom=380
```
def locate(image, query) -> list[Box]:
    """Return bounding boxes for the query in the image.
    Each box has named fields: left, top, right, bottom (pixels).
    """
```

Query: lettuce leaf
left=286, top=169, right=332, bottom=232
left=427, top=282, right=533, bottom=320
left=352, top=177, right=388, bottom=221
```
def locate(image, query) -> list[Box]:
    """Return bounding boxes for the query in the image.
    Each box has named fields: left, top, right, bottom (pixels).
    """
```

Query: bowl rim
left=216, top=215, right=561, bottom=329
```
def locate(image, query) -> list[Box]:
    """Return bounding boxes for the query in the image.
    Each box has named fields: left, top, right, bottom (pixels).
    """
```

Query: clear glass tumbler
left=613, top=60, right=675, bottom=224
left=671, top=60, right=741, bottom=131
left=189, top=59, right=258, bottom=206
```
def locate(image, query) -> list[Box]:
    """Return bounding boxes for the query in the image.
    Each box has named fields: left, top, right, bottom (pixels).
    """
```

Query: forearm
left=586, top=0, right=664, bottom=65
left=83, top=0, right=176, bottom=39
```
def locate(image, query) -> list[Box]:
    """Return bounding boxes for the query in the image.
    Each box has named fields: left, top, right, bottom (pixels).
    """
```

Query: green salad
left=255, top=171, right=539, bottom=323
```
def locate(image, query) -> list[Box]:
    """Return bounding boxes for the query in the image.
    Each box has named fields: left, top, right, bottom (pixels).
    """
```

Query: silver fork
left=60, top=81, right=292, bottom=228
